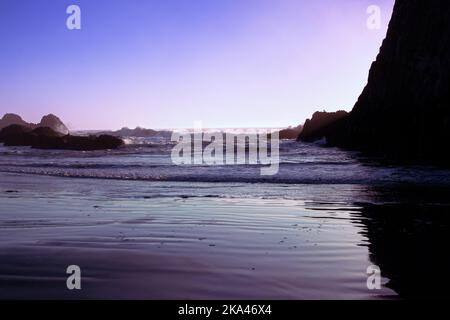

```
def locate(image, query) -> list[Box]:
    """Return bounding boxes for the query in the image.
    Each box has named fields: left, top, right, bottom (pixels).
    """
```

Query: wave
left=2, top=140, right=450, bottom=187
left=2, top=166, right=450, bottom=187
left=0, top=159, right=356, bottom=170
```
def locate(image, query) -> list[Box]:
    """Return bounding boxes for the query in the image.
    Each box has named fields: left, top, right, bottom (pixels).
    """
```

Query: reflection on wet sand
left=353, top=186, right=450, bottom=299
left=1, top=172, right=449, bottom=299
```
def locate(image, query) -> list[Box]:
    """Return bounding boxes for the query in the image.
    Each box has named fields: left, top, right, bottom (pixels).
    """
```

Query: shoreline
left=0, top=172, right=397, bottom=299
left=1, top=172, right=449, bottom=299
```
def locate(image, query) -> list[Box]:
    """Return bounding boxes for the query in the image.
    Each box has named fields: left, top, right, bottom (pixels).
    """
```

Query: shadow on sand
left=353, top=186, right=450, bottom=299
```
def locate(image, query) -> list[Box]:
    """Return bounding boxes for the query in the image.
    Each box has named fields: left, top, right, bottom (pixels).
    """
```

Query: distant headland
left=0, top=113, right=123, bottom=151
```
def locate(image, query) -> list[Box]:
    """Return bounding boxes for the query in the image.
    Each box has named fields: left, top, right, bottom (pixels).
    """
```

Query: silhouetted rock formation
left=297, top=111, right=348, bottom=142
left=38, top=114, right=69, bottom=135
left=31, top=126, right=64, bottom=137
left=278, top=124, right=303, bottom=140
left=0, top=124, right=124, bottom=151
left=33, top=134, right=124, bottom=151
left=0, top=124, right=33, bottom=146
left=325, top=0, right=450, bottom=162
left=0, top=113, right=70, bottom=135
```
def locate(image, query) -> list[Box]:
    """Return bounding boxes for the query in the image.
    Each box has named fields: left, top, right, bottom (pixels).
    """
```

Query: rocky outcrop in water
left=325, top=0, right=450, bottom=163
left=297, top=111, right=348, bottom=142
left=0, top=125, right=124, bottom=151
left=0, top=124, right=34, bottom=146
left=278, top=124, right=303, bottom=140
left=38, top=114, right=69, bottom=135
left=0, top=114, right=30, bottom=129
left=0, top=113, right=69, bottom=135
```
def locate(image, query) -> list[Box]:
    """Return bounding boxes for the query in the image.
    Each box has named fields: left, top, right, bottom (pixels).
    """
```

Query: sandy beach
left=0, top=171, right=400, bottom=299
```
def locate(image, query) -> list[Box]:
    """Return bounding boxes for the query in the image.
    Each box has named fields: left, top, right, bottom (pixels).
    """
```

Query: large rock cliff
left=327, top=0, right=450, bottom=163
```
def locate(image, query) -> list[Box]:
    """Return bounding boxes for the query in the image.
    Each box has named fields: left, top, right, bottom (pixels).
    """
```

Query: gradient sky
left=0, top=0, right=394, bottom=130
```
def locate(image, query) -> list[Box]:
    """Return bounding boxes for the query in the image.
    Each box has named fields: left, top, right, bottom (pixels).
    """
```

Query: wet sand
left=0, top=172, right=401, bottom=299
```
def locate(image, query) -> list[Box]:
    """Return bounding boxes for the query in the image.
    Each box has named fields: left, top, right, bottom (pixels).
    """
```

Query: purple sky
left=0, top=0, right=394, bottom=130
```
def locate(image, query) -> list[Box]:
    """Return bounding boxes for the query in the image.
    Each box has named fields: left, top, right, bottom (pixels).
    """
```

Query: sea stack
left=0, top=113, right=124, bottom=151
left=298, top=111, right=348, bottom=142
left=0, top=114, right=30, bottom=130
left=326, top=0, right=450, bottom=162
left=0, top=113, right=69, bottom=135
left=38, top=114, right=69, bottom=135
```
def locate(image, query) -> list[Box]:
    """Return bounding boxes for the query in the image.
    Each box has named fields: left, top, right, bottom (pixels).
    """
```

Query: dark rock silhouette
left=0, top=124, right=123, bottom=150
left=28, top=127, right=65, bottom=149
left=297, top=111, right=348, bottom=142
left=325, top=0, right=450, bottom=162
left=277, top=124, right=303, bottom=140
left=353, top=186, right=450, bottom=298
left=31, top=126, right=64, bottom=137
left=0, top=113, right=69, bottom=135
left=0, top=124, right=33, bottom=146
left=34, top=134, right=124, bottom=151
